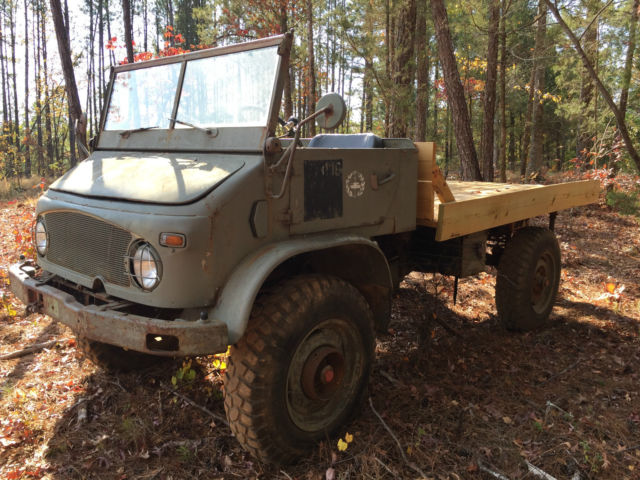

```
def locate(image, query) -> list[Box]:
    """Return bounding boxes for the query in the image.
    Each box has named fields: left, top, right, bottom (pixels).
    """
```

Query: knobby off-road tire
left=223, top=274, right=375, bottom=464
left=496, top=227, right=561, bottom=331
left=78, top=338, right=164, bottom=372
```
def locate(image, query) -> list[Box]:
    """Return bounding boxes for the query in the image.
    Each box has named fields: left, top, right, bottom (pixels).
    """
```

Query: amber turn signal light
left=159, top=233, right=186, bottom=248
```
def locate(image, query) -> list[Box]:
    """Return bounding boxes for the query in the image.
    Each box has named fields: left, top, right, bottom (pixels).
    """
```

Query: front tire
left=495, top=227, right=561, bottom=331
left=223, top=274, right=375, bottom=464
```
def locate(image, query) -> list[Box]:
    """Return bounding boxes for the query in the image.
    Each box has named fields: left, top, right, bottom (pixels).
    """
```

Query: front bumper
left=8, top=262, right=229, bottom=357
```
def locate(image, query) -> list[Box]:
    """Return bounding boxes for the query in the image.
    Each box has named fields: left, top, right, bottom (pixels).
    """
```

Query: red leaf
left=7, top=470, right=23, bottom=480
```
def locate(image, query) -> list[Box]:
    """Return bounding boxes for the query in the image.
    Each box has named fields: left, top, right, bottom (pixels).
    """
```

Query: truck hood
left=49, top=151, right=245, bottom=204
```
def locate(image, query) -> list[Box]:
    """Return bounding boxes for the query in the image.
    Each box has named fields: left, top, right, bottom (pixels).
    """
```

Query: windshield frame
left=96, top=34, right=289, bottom=153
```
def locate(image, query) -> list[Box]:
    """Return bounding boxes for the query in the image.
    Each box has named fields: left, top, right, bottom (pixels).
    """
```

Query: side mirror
left=315, top=93, right=346, bottom=130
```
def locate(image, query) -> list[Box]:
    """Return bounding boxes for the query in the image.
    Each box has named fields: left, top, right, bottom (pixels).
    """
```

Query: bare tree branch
left=543, top=0, right=640, bottom=172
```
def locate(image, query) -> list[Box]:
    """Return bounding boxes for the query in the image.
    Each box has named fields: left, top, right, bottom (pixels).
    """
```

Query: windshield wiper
left=170, top=117, right=217, bottom=137
left=119, top=126, right=158, bottom=138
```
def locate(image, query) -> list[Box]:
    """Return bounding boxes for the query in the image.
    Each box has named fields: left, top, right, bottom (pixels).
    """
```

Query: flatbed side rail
left=428, top=179, right=600, bottom=241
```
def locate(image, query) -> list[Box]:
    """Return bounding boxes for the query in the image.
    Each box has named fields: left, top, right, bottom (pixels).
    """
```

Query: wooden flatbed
left=414, top=142, right=601, bottom=241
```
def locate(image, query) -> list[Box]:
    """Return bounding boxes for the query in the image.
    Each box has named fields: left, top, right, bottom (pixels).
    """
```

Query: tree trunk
left=384, top=0, right=391, bottom=137
left=432, top=60, right=439, bottom=139
left=280, top=5, right=293, bottom=120
left=10, top=2, right=20, bottom=161
left=430, top=0, right=482, bottom=180
left=306, top=0, right=316, bottom=137
left=389, top=0, right=416, bottom=138
left=526, top=0, right=547, bottom=180
left=34, top=1, right=44, bottom=175
left=41, top=8, right=55, bottom=171
left=24, top=0, right=31, bottom=176
left=143, top=0, right=148, bottom=52
left=0, top=10, right=7, bottom=126
left=63, top=0, right=76, bottom=167
left=498, top=0, right=507, bottom=182
left=620, top=0, right=638, bottom=118
left=508, top=112, right=516, bottom=170
left=544, top=0, right=640, bottom=172
left=122, top=0, right=134, bottom=63
left=49, top=0, right=87, bottom=159
left=519, top=66, right=536, bottom=178
left=481, top=0, right=499, bottom=181
left=576, top=0, right=599, bottom=161
left=415, top=0, right=429, bottom=142
left=106, top=0, right=115, bottom=65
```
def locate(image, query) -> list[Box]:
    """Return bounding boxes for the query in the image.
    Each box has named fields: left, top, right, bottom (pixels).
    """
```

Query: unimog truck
left=9, top=33, right=599, bottom=463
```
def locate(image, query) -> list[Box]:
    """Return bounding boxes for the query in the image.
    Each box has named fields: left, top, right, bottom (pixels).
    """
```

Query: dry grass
left=0, top=176, right=49, bottom=201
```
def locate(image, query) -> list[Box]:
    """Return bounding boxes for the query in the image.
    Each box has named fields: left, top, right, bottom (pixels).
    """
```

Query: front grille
left=44, top=211, right=132, bottom=287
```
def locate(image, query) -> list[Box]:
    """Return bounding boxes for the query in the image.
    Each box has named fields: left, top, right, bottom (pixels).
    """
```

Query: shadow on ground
left=40, top=286, right=640, bottom=479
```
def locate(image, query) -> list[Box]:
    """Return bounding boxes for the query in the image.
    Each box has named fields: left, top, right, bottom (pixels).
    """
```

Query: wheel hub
left=531, top=253, right=554, bottom=313
left=301, top=346, right=345, bottom=400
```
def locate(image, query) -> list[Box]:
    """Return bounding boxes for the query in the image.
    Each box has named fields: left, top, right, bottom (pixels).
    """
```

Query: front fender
left=209, top=234, right=391, bottom=343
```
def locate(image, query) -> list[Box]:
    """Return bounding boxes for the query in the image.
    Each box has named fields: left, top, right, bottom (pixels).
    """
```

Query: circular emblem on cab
left=345, top=171, right=365, bottom=198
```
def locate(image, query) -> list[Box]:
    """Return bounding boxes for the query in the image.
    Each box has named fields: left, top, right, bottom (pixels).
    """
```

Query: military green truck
left=9, top=33, right=599, bottom=463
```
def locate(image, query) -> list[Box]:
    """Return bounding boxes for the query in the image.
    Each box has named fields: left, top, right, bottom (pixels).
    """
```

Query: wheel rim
left=286, top=318, right=365, bottom=433
left=531, top=250, right=556, bottom=314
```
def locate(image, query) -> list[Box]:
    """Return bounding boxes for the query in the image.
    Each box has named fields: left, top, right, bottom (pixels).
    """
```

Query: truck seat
left=307, top=133, right=383, bottom=149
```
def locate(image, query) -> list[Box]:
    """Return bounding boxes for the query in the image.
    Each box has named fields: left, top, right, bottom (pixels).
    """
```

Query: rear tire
left=495, top=227, right=561, bottom=331
left=223, top=274, right=374, bottom=464
left=78, top=338, right=165, bottom=372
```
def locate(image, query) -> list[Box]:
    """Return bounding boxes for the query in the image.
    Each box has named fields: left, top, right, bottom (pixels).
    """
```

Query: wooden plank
left=414, top=142, right=435, bottom=181
left=445, top=181, right=541, bottom=202
left=435, top=180, right=600, bottom=241
left=417, top=180, right=435, bottom=221
left=432, top=165, right=456, bottom=203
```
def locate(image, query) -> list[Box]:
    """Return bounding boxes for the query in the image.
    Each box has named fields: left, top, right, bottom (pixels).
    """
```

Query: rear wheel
left=495, top=227, right=561, bottom=331
left=223, top=274, right=374, bottom=464
left=78, top=338, right=165, bottom=372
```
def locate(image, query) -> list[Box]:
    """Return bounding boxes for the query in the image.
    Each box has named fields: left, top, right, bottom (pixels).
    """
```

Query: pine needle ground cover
left=0, top=181, right=638, bottom=479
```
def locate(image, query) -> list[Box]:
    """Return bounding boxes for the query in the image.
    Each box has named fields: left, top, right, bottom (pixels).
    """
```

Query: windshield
left=104, top=45, right=280, bottom=132
left=177, top=46, right=279, bottom=127
left=104, top=63, right=181, bottom=131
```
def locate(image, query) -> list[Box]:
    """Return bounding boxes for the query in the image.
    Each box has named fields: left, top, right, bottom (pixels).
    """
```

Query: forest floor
left=0, top=176, right=639, bottom=480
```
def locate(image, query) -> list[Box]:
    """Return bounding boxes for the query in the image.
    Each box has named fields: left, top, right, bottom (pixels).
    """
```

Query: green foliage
left=606, top=189, right=640, bottom=216
left=171, top=359, right=197, bottom=386
left=176, top=444, right=195, bottom=463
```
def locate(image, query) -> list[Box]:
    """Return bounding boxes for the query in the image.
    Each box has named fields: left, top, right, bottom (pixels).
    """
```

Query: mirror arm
left=266, top=105, right=333, bottom=199
left=297, top=105, right=332, bottom=128
left=268, top=121, right=306, bottom=199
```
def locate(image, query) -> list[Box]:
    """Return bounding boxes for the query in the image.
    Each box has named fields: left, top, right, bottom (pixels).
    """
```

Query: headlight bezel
left=129, top=241, right=162, bottom=291
left=34, top=217, right=48, bottom=256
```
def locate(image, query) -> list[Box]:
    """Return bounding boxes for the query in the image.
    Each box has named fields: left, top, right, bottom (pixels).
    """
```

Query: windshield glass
left=104, top=62, right=181, bottom=131
left=103, top=45, right=280, bottom=132
left=176, top=46, right=279, bottom=127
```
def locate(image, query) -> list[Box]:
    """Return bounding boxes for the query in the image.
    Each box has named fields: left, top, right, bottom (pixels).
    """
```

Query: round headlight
left=131, top=242, right=161, bottom=290
left=35, top=218, right=47, bottom=256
